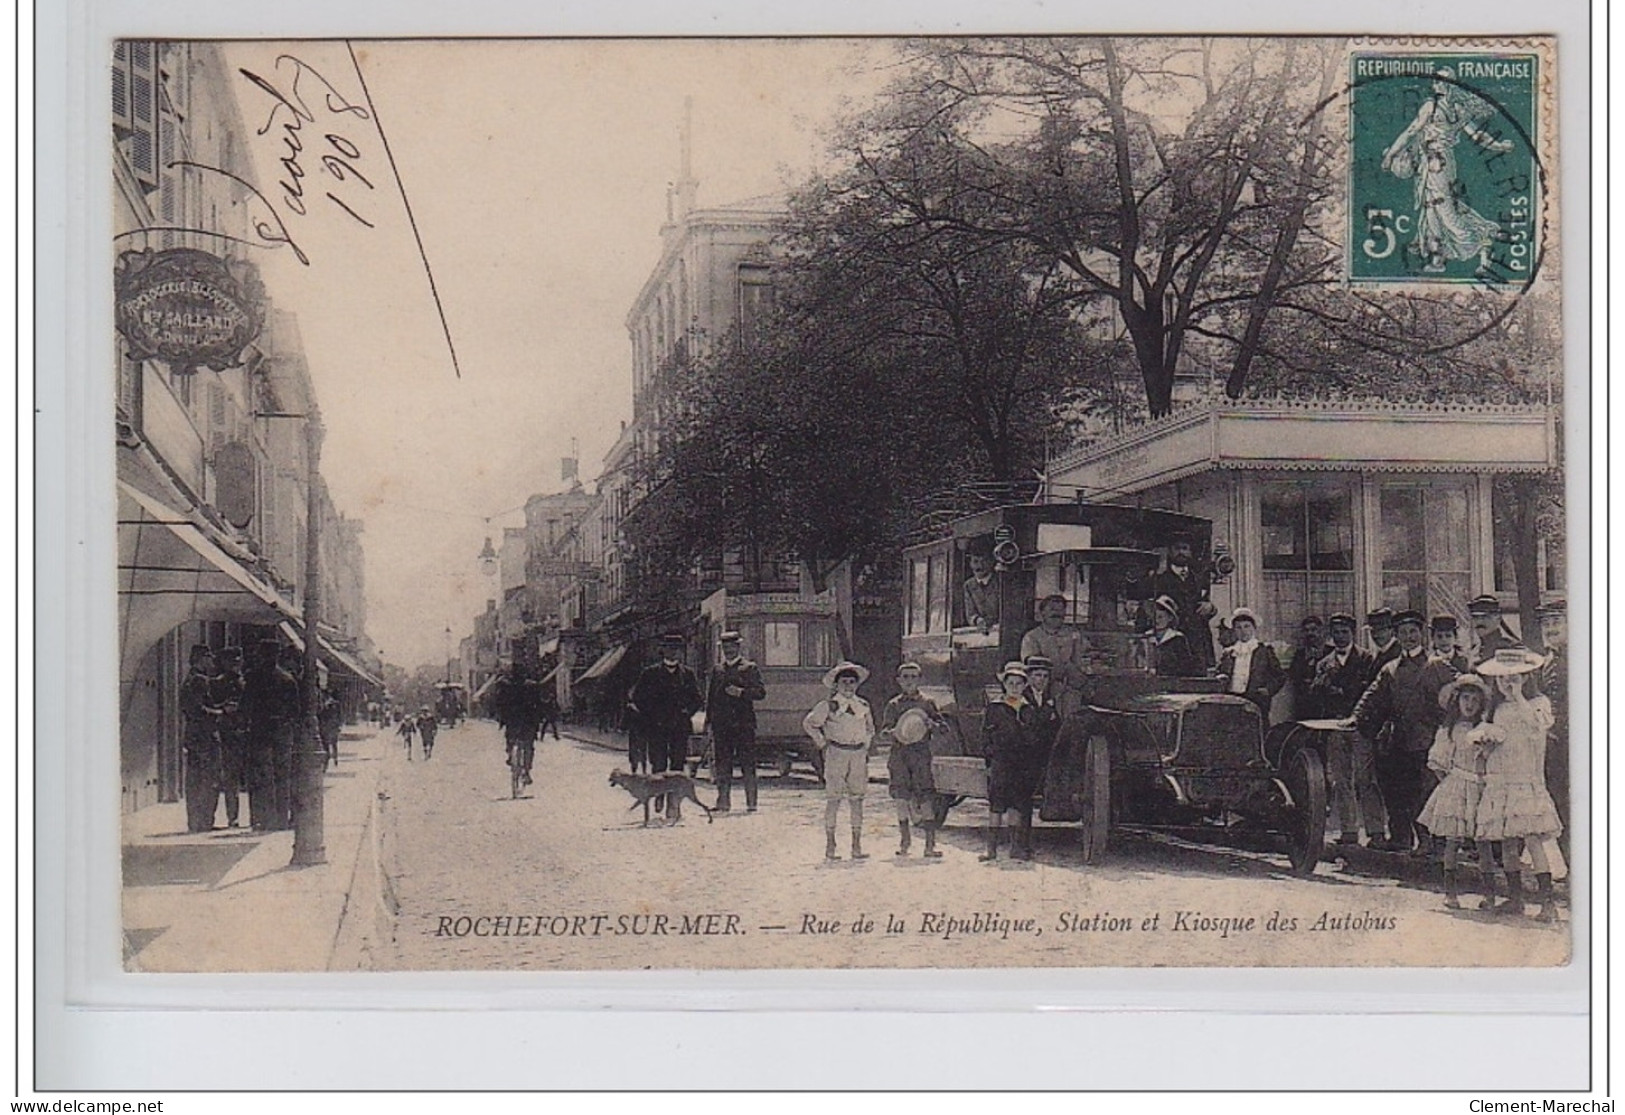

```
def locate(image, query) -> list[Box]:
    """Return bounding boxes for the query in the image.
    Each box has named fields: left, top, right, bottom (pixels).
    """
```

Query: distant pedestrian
left=318, top=684, right=343, bottom=768
left=396, top=713, right=418, bottom=760
left=878, top=661, right=942, bottom=858
left=705, top=631, right=767, bottom=813
left=803, top=662, right=875, bottom=862
left=210, top=645, right=247, bottom=828
left=416, top=707, right=438, bottom=760
left=180, top=645, right=223, bottom=833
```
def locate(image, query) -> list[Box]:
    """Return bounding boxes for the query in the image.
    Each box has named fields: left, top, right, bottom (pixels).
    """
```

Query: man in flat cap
left=1311, top=613, right=1384, bottom=846
left=627, top=634, right=704, bottom=805
left=1350, top=609, right=1459, bottom=853
left=705, top=631, right=767, bottom=813
left=1467, top=594, right=1517, bottom=668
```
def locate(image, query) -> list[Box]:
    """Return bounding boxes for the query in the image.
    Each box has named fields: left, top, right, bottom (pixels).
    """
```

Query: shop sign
left=115, top=248, right=265, bottom=371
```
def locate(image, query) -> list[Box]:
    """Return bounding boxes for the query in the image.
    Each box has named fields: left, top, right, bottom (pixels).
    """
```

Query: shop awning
left=118, top=481, right=293, bottom=681
left=578, top=644, right=628, bottom=681
left=277, top=619, right=384, bottom=689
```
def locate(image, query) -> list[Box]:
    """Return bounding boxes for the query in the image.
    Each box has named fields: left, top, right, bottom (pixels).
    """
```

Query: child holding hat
left=879, top=661, right=945, bottom=858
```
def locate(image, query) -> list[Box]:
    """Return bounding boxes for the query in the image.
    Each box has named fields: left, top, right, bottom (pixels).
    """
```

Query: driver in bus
left=1020, top=594, right=1088, bottom=719
left=962, top=552, right=1000, bottom=633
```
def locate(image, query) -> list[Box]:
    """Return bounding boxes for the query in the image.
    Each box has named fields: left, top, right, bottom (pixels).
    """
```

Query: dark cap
left=719, top=630, right=742, bottom=644
left=1537, top=598, right=1567, bottom=617
left=1467, top=594, right=1502, bottom=616
left=1327, top=613, right=1357, bottom=631
left=1366, top=607, right=1395, bottom=628
left=660, top=633, right=686, bottom=648
left=1023, top=655, right=1054, bottom=671
left=1393, top=609, right=1427, bottom=629
left=1430, top=615, right=1458, bottom=633
left=1300, top=615, right=1324, bottom=629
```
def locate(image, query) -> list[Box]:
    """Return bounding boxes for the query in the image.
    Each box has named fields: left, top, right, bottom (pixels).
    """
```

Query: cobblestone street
left=377, top=719, right=1568, bottom=970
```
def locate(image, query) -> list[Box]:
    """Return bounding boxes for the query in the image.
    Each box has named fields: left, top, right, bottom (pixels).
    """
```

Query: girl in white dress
left=1475, top=648, right=1564, bottom=921
left=1418, top=674, right=1495, bottom=909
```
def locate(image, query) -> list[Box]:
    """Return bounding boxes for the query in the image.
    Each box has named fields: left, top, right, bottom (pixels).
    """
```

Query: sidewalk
left=120, top=724, right=393, bottom=972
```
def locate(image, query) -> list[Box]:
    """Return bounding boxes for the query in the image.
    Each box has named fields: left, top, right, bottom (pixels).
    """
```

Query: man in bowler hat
left=180, top=645, right=223, bottom=833
left=627, top=633, right=704, bottom=787
left=1430, top=615, right=1470, bottom=673
left=1366, top=607, right=1401, bottom=672
left=705, top=631, right=767, bottom=813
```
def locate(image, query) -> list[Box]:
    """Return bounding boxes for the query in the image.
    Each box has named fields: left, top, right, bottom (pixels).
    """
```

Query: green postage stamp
left=1348, top=50, right=1541, bottom=287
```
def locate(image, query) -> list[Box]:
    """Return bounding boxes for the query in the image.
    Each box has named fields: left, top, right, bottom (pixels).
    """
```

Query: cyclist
left=492, top=661, right=546, bottom=786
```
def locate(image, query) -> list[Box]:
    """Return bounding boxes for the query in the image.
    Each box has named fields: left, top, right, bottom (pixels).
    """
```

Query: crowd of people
left=178, top=639, right=344, bottom=834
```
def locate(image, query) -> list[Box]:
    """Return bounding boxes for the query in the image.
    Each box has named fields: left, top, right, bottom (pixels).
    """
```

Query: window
left=806, top=625, right=834, bottom=668
left=738, top=265, right=774, bottom=337
left=1260, top=481, right=1356, bottom=644
left=907, top=558, right=929, bottom=635
left=763, top=621, right=800, bottom=667
left=927, top=552, right=951, bottom=634
left=1380, top=482, right=1472, bottom=617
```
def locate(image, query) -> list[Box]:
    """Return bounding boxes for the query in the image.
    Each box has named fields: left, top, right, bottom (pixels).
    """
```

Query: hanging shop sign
left=115, top=248, right=265, bottom=372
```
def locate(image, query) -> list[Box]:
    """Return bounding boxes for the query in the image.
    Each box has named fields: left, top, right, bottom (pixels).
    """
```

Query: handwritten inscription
left=233, top=54, right=379, bottom=264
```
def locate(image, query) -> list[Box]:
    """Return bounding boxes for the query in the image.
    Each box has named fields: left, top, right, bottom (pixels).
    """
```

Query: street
left=376, top=719, right=1568, bottom=970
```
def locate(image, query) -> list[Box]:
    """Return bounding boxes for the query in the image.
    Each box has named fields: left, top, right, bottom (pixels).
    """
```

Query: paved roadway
left=377, top=719, right=1569, bottom=970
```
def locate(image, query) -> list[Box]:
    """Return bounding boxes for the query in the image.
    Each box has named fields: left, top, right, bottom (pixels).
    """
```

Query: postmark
left=1348, top=50, right=1541, bottom=288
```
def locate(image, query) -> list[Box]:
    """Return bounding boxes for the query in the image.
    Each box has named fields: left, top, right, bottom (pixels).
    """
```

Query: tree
left=823, top=37, right=1348, bottom=416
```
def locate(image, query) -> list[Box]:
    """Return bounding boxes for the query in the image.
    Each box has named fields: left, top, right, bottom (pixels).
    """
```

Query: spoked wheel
left=1283, top=747, right=1328, bottom=877
left=1079, top=734, right=1112, bottom=865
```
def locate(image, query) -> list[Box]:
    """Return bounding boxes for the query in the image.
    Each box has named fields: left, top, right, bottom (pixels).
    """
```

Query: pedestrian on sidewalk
left=705, top=630, right=766, bottom=813
left=180, top=645, right=223, bottom=833
left=397, top=713, right=418, bottom=760
left=879, top=662, right=942, bottom=858
left=273, top=646, right=305, bottom=826
left=319, top=682, right=343, bottom=768
left=416, top=706, right=438, bottom=760
left=803, top=661, right=875, bottom=861
left=210, top=645, right=247, bottom=828
left=241, top=639, right=297, bottom=831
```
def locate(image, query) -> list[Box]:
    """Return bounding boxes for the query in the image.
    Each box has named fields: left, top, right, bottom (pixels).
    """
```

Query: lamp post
left=292, top=410, right=327, bottom=867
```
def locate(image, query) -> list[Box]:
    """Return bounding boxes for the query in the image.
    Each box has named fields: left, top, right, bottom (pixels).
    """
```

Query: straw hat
left=1476, top=647, right=1546, bottom=676
left=894, top=707, right=932, bottom=745
left=822, top=661, right=871, bottom=688
left=998, top=661, right=1029, bottom=682
left=1151, top=595, right=1180, bottom=620
left=1437, top=673, right=1491, bottom=710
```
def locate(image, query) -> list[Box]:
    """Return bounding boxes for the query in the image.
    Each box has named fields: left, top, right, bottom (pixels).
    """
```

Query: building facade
left=115, top=41, right=376, bottom=813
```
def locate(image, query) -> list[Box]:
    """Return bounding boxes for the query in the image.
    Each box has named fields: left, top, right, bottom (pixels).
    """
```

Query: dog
left=608, top=768, right=715, bottom=825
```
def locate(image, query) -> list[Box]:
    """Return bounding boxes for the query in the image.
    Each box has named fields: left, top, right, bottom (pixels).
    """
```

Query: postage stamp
left=1348, top=49, right=1542, bottom=287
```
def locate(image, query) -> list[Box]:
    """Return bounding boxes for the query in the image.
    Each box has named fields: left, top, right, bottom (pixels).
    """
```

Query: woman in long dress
left=1475, top=649, right=1564, bottom=921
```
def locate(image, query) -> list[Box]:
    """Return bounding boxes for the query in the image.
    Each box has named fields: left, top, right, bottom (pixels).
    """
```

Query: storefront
left=1047, top=401, right=1560, bottom=649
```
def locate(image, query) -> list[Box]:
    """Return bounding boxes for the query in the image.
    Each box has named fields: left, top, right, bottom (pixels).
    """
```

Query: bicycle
left=507, top=737, right=535, bottom=799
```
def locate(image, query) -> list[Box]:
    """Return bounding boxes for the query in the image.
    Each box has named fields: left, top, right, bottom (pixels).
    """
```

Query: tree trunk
left=1504, top=474, right=1545, bottom=649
